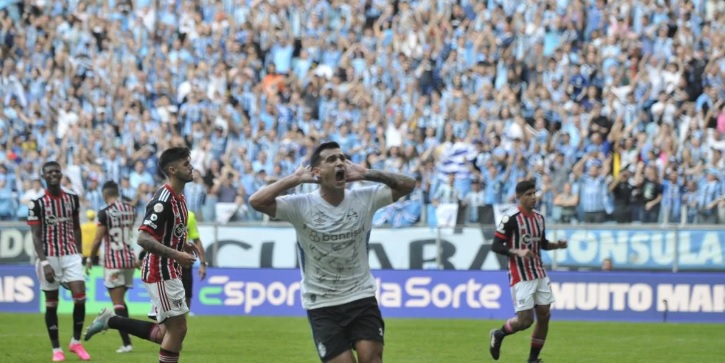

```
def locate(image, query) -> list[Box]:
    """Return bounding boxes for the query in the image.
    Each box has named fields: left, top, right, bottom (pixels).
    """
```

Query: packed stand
left=0, top=0, right=723, bottom=226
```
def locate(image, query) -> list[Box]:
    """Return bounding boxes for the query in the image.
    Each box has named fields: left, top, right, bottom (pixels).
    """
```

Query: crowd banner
left=1, top=223, right=724, bottom=271
left=1, top=266, right=723, bottom=323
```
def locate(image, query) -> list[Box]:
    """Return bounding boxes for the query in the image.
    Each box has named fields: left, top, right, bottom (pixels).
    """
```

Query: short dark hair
left=310, top=141, right=341, bottom=167
left=101, top=181, right=119, bottom=197
left=515, top=179, right=537, bottom=196
left=42, top=161, right=60, bottom=171
left=158, top=147, right=191, bottom=177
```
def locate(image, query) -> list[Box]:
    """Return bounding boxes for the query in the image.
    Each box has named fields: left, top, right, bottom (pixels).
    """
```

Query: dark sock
left=72, top=303, right=85, bottom=341
left=109, top=316, right=157, bottom=342
left=529, top=338, right=545, bottom=361
left=159, top=348, right=179, bottom=363
left=497, top=319, right=515, bottom=338
left=45, top=306, right=60, bottom=349
left=114, top=304, right=132, bottom=346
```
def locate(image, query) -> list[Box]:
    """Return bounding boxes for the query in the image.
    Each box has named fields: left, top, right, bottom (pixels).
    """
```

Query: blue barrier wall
left=2, top=265, right=723, bottom=323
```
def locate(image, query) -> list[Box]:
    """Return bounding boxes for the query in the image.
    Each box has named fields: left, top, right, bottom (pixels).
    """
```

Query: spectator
left=128, top=160, right=155, bottom=190
left=553, top=182, right=579, bottom=224
left=661, top=170, right=684, bottom=224
left=432, top=173, right=460, bottom=206
left=573, top=157, right=608, bottom=223
left=698, top=169, right=722, bottom=224
left=0, top=0, right=720, bottom=228
left=639, top=165, right=664, bottom=223
left=601, top=258, right=614, bottom=271
left=185, top=170, right=207, bottom=220
left=462, top=180, right=485, bottom=224
left=609, top=166, right=636, bottom=224
left=0, top=175, right=15, bottom=221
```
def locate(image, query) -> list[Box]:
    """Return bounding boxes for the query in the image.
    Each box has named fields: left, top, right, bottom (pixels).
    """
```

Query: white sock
left=53, top=348, right=63, bottom=353
left=70, top=338, right=81, bottom=345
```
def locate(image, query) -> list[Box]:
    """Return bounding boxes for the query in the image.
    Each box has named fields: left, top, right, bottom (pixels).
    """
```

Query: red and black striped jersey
left=494, top=206, right=549, bottom=286
left=98, top=201, right=137, bottom=269
left=139, top=184, right=188, bottom=283
left=27, top=190, right=81, bottom=257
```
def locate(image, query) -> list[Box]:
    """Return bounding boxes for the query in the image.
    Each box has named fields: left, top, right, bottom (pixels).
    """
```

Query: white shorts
left=144, top=279, right=188, bottom=323
left=104, top=268, right=135, bottom=289
left=510, top=277, right=556, bottom=312
left=35, top=255, right=84, bottom=291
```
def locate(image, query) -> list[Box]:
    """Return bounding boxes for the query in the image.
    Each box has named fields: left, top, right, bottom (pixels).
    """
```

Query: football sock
left=496, top=318, right=516, bottom=338
left=159, top=348, right=179, bottom=363
left=108, top=316, right=157, bottom=342
left=114, top=304, right=132, bottom=346
left=72, top=296, right=86, bottom=341
left=45, top=300, right=60, bottom=349
left=529, top=337, right=545, bottom=361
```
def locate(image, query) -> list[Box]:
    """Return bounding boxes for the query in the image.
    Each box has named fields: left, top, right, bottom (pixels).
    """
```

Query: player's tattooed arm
left=362, top=169, right=416, bottom=201
left=137, top=231, right=182, bottom=260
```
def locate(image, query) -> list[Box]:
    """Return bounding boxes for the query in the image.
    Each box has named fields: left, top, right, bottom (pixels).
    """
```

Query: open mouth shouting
left=335, top=169, right=346, bottom=184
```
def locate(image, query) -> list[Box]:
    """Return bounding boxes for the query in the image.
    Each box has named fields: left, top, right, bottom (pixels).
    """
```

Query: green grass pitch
left=0, top=313, right=722, bottom=362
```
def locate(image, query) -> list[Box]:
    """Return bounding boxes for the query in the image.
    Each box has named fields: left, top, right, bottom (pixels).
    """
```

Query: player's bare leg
left=355, top=340, right=383, bottom=363
left=67, top=281, right=90, bottom=360
left=109, top=286, right=133, bottom=352
left=528, top=304, right=552, bottom=363
left=157, top=314, right=187, bottom=362
left=325, top=350, right=357, bottom=363
left=489, top=309, right=535, bottom=360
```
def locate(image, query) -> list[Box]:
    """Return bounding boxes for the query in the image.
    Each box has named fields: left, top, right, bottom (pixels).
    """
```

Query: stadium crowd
left=0, top=0, right=723, bottom=226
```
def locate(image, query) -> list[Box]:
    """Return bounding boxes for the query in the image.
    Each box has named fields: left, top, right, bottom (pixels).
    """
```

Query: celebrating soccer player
left=488, top=179, right=568, bottom=363
left=85, top=181, right=138, bottom=354
left=84, top=147, right=197, bottom=363
left=28, top=161, right=91, bottom=362
left=250, top=141, right=416, bottom=363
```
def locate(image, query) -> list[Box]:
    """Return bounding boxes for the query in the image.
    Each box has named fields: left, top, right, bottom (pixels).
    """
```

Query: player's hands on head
left=175, top=251, right=197, bottom=268
left=344, top=160, right=367, bottom=182
left=294, top=165, right=319, bottom=184
left=43, top=265, right=55, bottom=283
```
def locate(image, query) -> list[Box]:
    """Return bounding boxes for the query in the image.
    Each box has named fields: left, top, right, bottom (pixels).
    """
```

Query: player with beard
left=488, top=180, right=568, bottom=363
left=84, top=147, right=197, bottom=363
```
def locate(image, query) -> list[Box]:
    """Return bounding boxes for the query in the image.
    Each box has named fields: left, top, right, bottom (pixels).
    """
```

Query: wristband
left=40, top=260, right=50, bottom=267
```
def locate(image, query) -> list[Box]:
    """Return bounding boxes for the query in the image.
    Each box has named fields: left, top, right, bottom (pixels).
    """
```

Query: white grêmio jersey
left=275, top=185, right=393, bottom=309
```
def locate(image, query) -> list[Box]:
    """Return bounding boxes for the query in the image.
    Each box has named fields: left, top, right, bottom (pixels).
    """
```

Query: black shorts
left=181, top=267, right=192, bottom=299
left=306, top=296, right=385, bottom=362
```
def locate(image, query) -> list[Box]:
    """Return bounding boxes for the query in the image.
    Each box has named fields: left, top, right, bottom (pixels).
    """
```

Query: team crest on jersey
left=345, top=209, right=359, bottom=223
left=45, top=215, right=58, bottom=225
left=313, top=212, right=327, bottom=225
left=154, top=203, right=164, bottom=213
left=520, top=233, right=532, bottom=246
left=174, top=224, right=186, bottom=238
